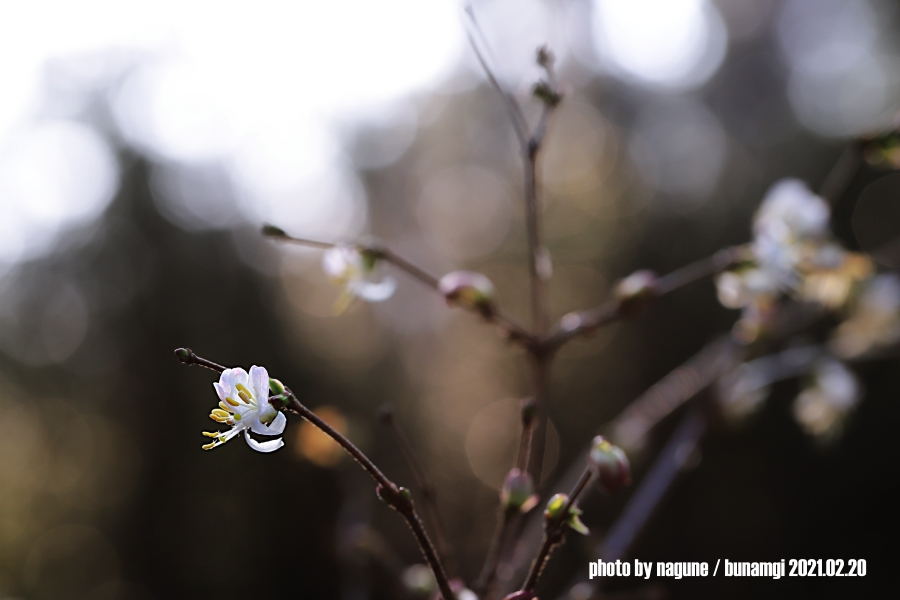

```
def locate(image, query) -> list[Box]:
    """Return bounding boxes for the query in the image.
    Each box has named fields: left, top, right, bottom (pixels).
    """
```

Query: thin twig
left=609, top=336, right=736, bottom=450
left=463, top=6, right=529, bottom=147
left=543, top=247, right=744, bottom=352
left=267, top=228, right=535, bottom=347
left=379, top=404, right=455, bottom=577
left=521, top=466, right=594, bottom=592
left=178, top=349, right=456, bottom=600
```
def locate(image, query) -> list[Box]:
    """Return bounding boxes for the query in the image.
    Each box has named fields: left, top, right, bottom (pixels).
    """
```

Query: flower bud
left=438, top=271, right=496, bottom=315
left=614, top=270, right=659, bottom=318
left=261, top=223, right=287, bottom=238
left=545, top=494, right=589, bottom=534
left=501, top=469, right=539, bottom=514
left=174, top=347, right=193, bottom=363
left=268, top=378, right=285, bottom=395
left=589, top=436, right=631, bottom=493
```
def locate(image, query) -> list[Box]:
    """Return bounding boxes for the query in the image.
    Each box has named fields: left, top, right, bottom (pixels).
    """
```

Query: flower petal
left=251, top=411, right=286, bottom=436
left=244, top=430, right=283, bottom=453
left=220, top=368, right=249, bottom=394
left=351, top=276, right=397, bottom=302
left=213, top=382, right=227, bottom=402
left=249, top=365, right=269, bottom=401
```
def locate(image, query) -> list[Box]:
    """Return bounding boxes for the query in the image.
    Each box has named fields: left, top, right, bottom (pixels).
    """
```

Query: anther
left=202, top=442, right=216, bottom=450
left=219, top=401, right=232, bottom=412
left=225, top=397, right=241, bottom=407
left=212, top=409, right=230, bottom=419
left=202, top=431, right=219, bottom=438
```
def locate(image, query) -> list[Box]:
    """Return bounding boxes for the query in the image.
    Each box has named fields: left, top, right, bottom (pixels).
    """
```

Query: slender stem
left=524, top=356, right=551, bottom=484
left=544, top=246, right=744, bottom=351
left=601, top=407, right=707, bottom=565
left=522, top=466, right=594, bottom=592
left=475, top=511, right=515, bottom=595
left=282, top=390, right=455, bottom=600
left=175, top=348, right=226, bottom=373
left=609, top=336, right=735, bottom=449
left=178, top=349, right=456, bottom=600
left=268, top=229, right=535, bottom=347
left=380, top=405, right=455, bottom=577
left=463, top=7, right=529, bottom=147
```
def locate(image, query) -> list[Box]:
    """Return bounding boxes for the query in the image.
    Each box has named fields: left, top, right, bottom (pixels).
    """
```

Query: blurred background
left=0, top=0, right=898, bottom=598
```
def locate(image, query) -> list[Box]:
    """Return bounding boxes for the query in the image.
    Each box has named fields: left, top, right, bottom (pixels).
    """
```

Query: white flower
left=753, top=178, right=830, bottom=243
left=202, top=365, right=287, bottom=453
left=322, top=244, right=396, bottom=312
left=793, top=359, right=860, bottom=438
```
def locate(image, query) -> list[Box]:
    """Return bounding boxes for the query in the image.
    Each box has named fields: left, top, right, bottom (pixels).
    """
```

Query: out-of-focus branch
left=609, top=336, right=736, bottom=451
left=544, top=247, right=744, bottom=352
left=264, top=227, right=535, bottom=348
left=818, top=139, right=865, bottom=205
left=463, top=6, right=529, bottom=147
left=379, top=404, right=455, bottom=577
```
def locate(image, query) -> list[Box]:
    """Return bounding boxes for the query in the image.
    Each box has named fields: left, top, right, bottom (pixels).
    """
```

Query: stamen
left=225, top=397, right=241, bottom=407
left=236, top=383, right=253, bottom=398
left=238, top=390, right=252, bottom=404
left=202, top=431, right=219, bottom=438
left=219, top=401, right=233, bottom=413
left=202, top=442, right=216, bottom=450
left=212, top=408, right=230, bottom=419
left=210, top=413, right=228, bottom=423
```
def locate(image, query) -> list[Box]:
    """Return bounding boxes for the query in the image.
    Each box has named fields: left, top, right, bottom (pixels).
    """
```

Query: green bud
left=269, top=378, right=285, bottom=395
left=399, top=487, right=412, bottom=501
left=174, top=348, right=193, bottom=363
left=566, top=505, right=589, bottom=536
left=532, top=80, right=562, bottom=107
left=544, top=493, right=569, bottom=521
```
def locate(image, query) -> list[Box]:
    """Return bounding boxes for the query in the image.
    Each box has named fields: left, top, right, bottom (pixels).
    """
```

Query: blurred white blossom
left=831, top=273, right=900, bottom=358
left=322, top=244, right=396, bottom=313
left=793, top=359, right=860, bottom=439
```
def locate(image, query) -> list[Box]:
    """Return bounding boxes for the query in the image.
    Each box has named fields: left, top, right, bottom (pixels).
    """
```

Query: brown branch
left=379, top=404, right=455, bottom=577
left=544, top=247, right=744, bottom=352
left=266, top=228, right=536, bottom=348
left=521, top=466, right=594, bottom=592
left=178, top=349, right=456, bottom=600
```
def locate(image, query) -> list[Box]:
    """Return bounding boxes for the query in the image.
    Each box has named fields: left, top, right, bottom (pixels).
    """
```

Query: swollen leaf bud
left=614, top=270, right=659, bottom=318
left=174, top=347, right=192, bottom=364
left=438, top=271, right=496, bottom=315
left=544, top=493, right=589, bottom=535
left=589, top=436, right=631, bottom=493
left=501, top=469, right=539, bottom=514
left=269, top=378, right=285, bottom=395
left=544, top=493, right=569, bottom=521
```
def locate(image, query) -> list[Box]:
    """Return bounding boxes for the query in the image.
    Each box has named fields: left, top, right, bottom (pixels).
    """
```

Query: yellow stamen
left=225, top=397, right=241, bottom=407
left=212, top=408, right=230, bottom=419
left=210, top=413, right=228, bottom=423
left=202, top=442, right=216, bottom=450
left=202, top=431, right=219, bottom=438
left=219, top=401, right=233, bottom=413
left=238, top=390, right=252, bottom=404
left=235, top=383, right=253, bottom=398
